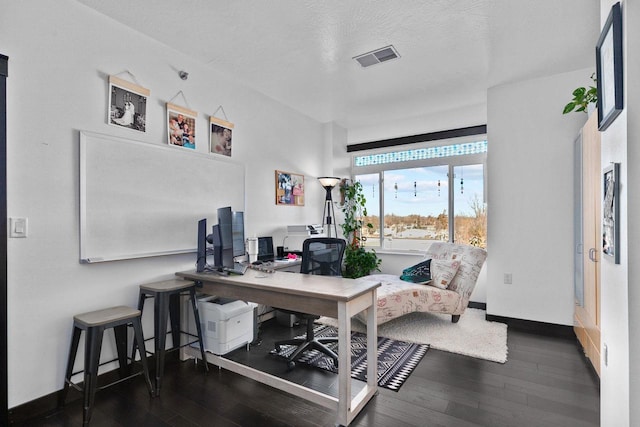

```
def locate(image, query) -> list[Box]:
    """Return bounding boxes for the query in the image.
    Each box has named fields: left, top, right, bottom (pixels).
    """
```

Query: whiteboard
left=80, top=131, right=245, bottom=263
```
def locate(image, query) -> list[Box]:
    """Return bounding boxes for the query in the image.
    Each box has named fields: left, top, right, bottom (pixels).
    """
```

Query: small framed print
left=275, top=170, right=304, bottom=206
left=596, top=2, right=623, bottom=131
left=602, top=162, right=620, bottom=264
left=167, top=103, right=197, bottom=150
left=210, top=117, right=234, bottom=157
left=108, top=76, right=149, bottom=133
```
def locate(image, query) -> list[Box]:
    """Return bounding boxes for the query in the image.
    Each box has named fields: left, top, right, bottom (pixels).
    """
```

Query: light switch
left=9, top=217, right=28, bottom=238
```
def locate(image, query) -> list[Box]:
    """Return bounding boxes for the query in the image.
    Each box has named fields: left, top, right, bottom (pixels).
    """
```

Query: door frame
left=1, top=53, right=8, bottom=425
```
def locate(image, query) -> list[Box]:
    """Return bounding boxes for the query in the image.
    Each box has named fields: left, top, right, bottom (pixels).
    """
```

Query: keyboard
left=224, top=263, right=248, bottom=275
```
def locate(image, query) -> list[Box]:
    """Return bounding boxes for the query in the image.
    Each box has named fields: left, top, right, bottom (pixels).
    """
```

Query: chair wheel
left=287, top=361, right=296, bottom=371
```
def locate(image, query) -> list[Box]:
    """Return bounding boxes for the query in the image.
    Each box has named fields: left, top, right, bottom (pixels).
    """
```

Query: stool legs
left=153, top=292, right=170, bottom=396
left=113, top=324, right=129, bottom=377
left=169, top=293, right=181, bottom=353
left=82, top=325, right=104, bottom=426
left=130, top=293, right=147, bottom=364
left=189, top=288, right=209, bottom=372
left=131, top=316, right=154, bottom=397
left=60, top=327, right=82, bottom=408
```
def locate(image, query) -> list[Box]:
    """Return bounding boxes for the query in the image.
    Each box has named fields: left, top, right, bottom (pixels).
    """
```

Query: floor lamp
left=318, top=177, right=341, bottom=238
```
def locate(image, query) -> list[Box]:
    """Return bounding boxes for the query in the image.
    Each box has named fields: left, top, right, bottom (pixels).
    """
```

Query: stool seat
left=74, top=306, right=141, bottom=328
left=139, top=278, right=194, bottom=293
left=62, top=305, right=153, bottom=426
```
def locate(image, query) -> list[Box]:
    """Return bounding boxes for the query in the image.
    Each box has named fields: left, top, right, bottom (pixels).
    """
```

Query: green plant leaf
left=563, top=102, right=576, bottom=114
left=572, top=87, right=586, bottom=97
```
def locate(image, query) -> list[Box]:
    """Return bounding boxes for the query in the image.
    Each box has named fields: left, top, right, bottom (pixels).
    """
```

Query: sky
left=357, top=164, right=484, bottom=218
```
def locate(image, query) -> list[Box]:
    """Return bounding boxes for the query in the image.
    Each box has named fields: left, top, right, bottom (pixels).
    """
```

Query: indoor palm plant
left=339, top=179, right=381, bottom=279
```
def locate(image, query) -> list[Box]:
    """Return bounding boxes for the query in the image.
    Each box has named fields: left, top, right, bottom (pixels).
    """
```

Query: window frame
left=351, top=134, right=487, bottom=249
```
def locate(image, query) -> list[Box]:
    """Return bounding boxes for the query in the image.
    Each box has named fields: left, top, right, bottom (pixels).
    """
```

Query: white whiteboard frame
left=79, top=131, right=245, bottom=263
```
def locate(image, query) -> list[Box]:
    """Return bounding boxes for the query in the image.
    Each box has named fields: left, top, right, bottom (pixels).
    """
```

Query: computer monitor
left=257, top=236, right=275, bottom=262
left=209, top=224, right=223, bottom=267
left=196, top=218, right=208, bottom=272
left=217, top=206, right=234, bottom=269
left=232, top=211, right=245, bottom=257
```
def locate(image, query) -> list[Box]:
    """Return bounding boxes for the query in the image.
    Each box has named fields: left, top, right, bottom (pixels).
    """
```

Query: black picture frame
left=602, top=162, right=620, bottom=264
left=596, top=2, right=623, bottom=131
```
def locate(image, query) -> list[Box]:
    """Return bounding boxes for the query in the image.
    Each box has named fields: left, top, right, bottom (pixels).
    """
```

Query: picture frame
left=209, top=116, right=234, bottom=157
left=596, top=1, right=623, bottom=131
left=602, top=162, right=620, bottom=264
left=166, top=103, right=197, bottom=150
left=275, top=170, right=305, bottom=206
left=108, top=75, right=149, bottom=133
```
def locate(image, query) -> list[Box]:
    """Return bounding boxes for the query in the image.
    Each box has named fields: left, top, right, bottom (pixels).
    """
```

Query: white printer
left=190, top=295, right=254, bottom=355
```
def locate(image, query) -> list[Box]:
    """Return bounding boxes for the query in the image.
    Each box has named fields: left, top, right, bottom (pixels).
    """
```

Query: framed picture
left=108, top=75, right=149, bottom=133
left=209, top=117, right=234, bottom=157
left=275, top=170, right=304, bottom=206
left=167, top=103, right=197, bottom=150
left=596, top=1, right=623, bottom=131
left=602, top=162, right=620, bottom=264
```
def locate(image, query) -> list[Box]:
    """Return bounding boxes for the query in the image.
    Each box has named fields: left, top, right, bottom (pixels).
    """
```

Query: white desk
left=175, top=269, right=380, bottom=426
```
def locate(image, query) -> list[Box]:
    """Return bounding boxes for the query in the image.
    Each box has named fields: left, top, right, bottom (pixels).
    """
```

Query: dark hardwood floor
left=18, top=317, right=599, bottom=426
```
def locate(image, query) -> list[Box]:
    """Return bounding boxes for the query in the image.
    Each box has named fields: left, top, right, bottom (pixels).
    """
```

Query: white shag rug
left=318, top=308, right=508, bottom=363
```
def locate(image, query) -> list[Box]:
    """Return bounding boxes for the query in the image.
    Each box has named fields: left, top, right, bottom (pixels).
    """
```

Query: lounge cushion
left=399, top=259, right=432, bottom=285
left=428, top=259, right=461, bottom=289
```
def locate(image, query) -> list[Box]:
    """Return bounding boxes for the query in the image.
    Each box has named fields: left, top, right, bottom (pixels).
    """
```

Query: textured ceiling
left=77, top=0, right=599, bottom=129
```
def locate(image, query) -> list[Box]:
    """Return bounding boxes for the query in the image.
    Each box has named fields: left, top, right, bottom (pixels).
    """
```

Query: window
left=353, top=139, right=487, bottom=250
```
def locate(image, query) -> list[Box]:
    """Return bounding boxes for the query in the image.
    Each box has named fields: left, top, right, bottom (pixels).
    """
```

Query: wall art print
left=596, top=1, right=623, bottom=131
left=602, top=162, right=620, bottom=264
left=108, top=75, right=149, bottom=133
left=210, top=116, right=234, bottom=157
left=275, top=170, right=304, bottom=206
left=167, top=103, right=197, bottom=150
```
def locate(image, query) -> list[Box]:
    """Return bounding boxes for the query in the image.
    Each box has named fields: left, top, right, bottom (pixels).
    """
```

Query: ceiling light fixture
left=353, top=45, right=400, bottom=68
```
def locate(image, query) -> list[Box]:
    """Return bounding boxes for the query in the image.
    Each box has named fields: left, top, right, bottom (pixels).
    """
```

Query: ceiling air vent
left=353, top=45, right=400, bottom=68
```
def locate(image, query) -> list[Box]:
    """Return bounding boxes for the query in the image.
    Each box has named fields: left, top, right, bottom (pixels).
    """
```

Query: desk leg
left=337, top=301, right=351, bottom=427
left=366, top=288, right=377, bottom=397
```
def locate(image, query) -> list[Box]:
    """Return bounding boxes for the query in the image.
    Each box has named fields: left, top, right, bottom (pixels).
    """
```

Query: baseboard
left=468, top=301, right=486, bottom=310
left=468, top=303, right=574, bottom=339
left=485, top=314, right=575, bottom=338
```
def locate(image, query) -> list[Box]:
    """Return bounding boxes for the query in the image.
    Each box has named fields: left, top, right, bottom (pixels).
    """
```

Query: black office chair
left=274, top=237, right=346, bottom=370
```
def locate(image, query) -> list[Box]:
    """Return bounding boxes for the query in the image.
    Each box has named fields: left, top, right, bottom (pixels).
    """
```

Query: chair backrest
left=300, top=238, right=346, bottom=276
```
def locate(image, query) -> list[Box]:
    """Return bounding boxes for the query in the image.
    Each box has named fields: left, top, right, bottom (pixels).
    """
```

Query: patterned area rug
left=271, top=324, right=429, bottom=391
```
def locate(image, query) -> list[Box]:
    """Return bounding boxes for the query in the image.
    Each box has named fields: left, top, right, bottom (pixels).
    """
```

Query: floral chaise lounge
left=356, top=242, right=487, bottom=325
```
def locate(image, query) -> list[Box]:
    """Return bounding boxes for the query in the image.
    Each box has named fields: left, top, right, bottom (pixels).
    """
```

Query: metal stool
left=61, top=306, right=154, bottom=426
left=133, top=279, right=208, bottom=396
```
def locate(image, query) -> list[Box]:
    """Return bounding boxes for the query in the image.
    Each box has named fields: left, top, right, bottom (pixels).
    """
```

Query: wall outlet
left=503, top=273, right=513, bottom=284
left=604, top=343, right=608, bottom=367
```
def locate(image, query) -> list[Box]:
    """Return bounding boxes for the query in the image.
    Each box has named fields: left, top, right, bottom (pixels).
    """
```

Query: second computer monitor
left=257, top=236, right=275, bottom=262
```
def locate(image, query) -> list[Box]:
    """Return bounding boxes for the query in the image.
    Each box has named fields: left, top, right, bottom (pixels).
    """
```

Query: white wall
left=1, top=0, right=326, bottom=407
left=347, top=103, right=486, bottom=145
left=625, top=0, right=640, bottom=422
left=599, top=0, right=636, bottom=425
left=486, top=69, right=593, bottom=324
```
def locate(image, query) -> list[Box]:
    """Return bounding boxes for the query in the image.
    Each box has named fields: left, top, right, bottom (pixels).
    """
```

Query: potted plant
left=339, top=179, right=381, bottom=279
left=563, top=73, right=597, bottom=114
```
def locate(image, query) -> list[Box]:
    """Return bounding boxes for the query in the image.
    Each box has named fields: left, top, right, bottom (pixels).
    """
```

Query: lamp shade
left=317, top=176, right=341, bottom=189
